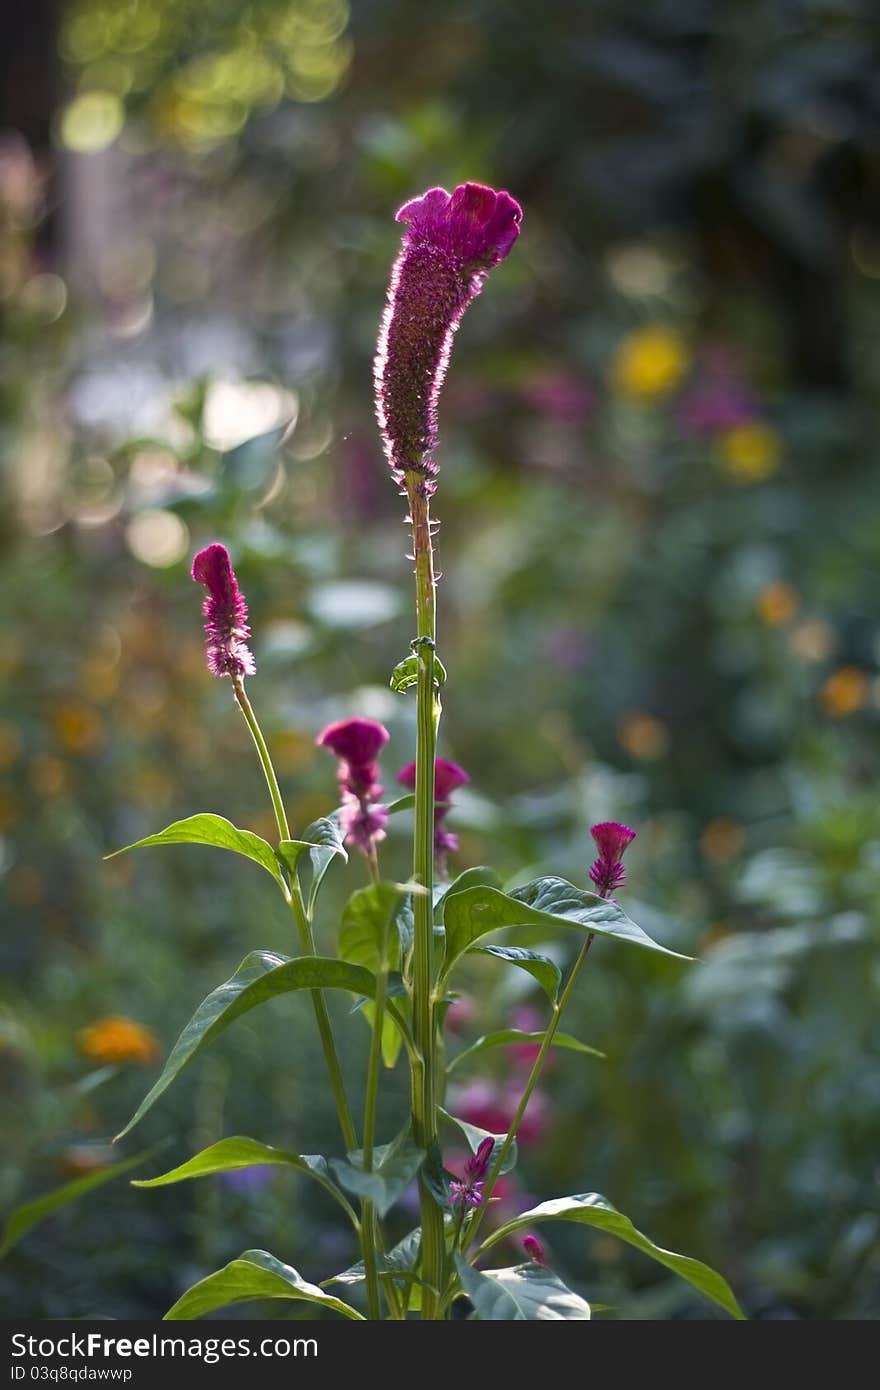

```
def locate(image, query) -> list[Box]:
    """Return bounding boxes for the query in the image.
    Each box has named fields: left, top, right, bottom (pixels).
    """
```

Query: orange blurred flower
left=617, top=711, right=670, bottom=760
left=755, top=582, right=799, bottom=627
left=820, top=667, right=868, bottom=718
left=79, top=1016, right=160, bottom=1066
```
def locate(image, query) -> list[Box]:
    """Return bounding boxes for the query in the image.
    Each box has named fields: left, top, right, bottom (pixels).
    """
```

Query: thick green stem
left=465, top=935, right=596, bottom=1256
left=405, top=478, right=445, bottom=1319
left=359, top=899, right=390, bottom=1321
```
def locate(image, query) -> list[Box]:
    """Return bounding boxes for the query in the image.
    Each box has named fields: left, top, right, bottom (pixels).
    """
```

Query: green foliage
left=165, top=1250, right=364, bottom=1321
left=447, top=1028, right=603, bottom=1076
left=0, top=1151, right=151, bottom=1259
left=455, top=1256, right=591, bottom=1320
left=107, top=814, right=286, bottom=888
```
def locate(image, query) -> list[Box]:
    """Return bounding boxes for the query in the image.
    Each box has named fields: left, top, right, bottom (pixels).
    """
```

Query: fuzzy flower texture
left=317, top=718, right=390, bottom=855
left=398, top=757, right=469, bottom=874
left=191, top=543, right=255, bottom=679
left=589, top=821, right=637, bottom=898
left=449, top=1136, right=494, bottom=1210
left=375, top=183, right=522, bottom=492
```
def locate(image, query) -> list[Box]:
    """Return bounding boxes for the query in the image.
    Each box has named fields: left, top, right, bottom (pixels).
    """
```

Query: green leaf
left=389, top=652, right=447, bottom=693
left=131, top=1136, right=354, bottom=1222
left=164, top=1249, right=364, bottom=1321
left=386, top=793, right=415, bottom=815
left=481, top=1193, right=744, bottom=1320
left=455, top=1256, right=591, bottom=1320
left=330, top=1134, right=425, bottom=1217
left=360, top=1002, right=404, bottom=1069
left=443, top=878, right=690, bottom=977
left=339, top=882, right=404, bottom=974
left=115, top=952, right=378, bottom=1140
left=1, top=1149, right=151, bottom=1258
left=434, top=866, right=502, bottom=921
left=468, top=944, right=562, bottom=1003
left=106, top=813, right=285, bottom=888
left=439, top=1108, right=518, bottom=1175
left=291, top=816, right=348, bottom=917
left=328, top=1227, right=421, bottom=1286
left=447, top=1028, right=604, bottom=1076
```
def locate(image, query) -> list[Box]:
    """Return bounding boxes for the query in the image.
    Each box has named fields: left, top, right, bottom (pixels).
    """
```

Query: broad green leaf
left=330, top=1134, right=425, bottom=1217
left=455, top=1256, right=591, bottom=1320
left=386, top=793, right=415, bottom=815
left=1, top=1149, right=150, bottom=1258
left=468, top=944, right=562, bottom=1003
left=443, top=878, right=689, bottom=977
left=106, top=814, right=284, bottom=888
left=481, top=1193, right=744, bottom=1320
left=447, top=1029, right=604, bottom=1076
left=115, top=952, right=378, bottom=1140
left=131, top=1136, right=354, bottom=1222
left=276, top=823, right=347, bottom=883
left=339, top=882, right=404, bottom=974
left=434, top=866, right=502, bottom=921
left=439, top=1108, right=518, bottom=1175
left=296, top=816, right=348, bottom=917
left=164, top=1249, right=363, bottom=1321
left=328, top=1227, right=421, bottom=1286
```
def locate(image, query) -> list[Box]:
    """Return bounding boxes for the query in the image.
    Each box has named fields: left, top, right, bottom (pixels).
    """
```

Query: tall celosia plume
left=374, top=183, right=522, bottom=493
left=398, top=757, right=470, bottom=872
left=588, top=821, right=637, bottom=898
left=317, top=717, right=390, bottom=855
left=191, top=543, right=255, bottom=679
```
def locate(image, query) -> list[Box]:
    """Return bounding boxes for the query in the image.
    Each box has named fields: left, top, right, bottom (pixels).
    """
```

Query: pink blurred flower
left=316, top=717, right=390, bottom=855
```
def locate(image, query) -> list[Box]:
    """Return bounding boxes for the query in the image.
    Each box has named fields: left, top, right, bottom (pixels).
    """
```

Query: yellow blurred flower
left=79, top=1016, right=159, bottom=1066
left=820, top=666, right=868, bottom=718
left=617, top=711, right=670, bottom=760
left=700, top=818, right=746, bottom=865
left=611, top=326, right=688, bottom=398
left=788, top=619, right=833, bottom=662
left=718, top=423, right=781, bottom=482
left=51, top=701, right=104, bottom=754
left=30, top=754, right=69, bottom=798
left=755, top=582, right=799, bottom=627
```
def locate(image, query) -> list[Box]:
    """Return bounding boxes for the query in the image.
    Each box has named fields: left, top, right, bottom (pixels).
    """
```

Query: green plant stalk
left=406, top=477, right=444, bottom=1319
left=231, top=677, right=383, bottom=1313
left=360, top=899, right=390, bottom=1321
left=465, top=934, right=596, bottom=1259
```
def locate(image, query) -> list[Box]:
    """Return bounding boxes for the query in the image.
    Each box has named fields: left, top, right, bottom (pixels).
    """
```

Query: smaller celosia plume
left=375, top=183, right=522, bottom=493
left=448, top=1136, right=494, bottom=1210
left=191, top=543, right=255, bottom=679
left=317, top=717, right=390, bottom=855
left=522, top=1235, right=547, bottom=1265
left=588, top=821, right=637, bottom=898
left=398, top=757, right=469, bottom=873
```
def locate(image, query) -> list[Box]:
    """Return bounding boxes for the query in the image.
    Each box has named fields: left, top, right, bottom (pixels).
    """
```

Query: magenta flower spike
left=317, top=717, right=391, bottom=855
left=191, top=543, right=255, bottom=680
left=522, top=1234, right=547, bottom=1265
left=375, top=183, right=522, bottom=493
left=588, top=821, right=637, bottom=898
left=398, top=757, right=470, bottom=873
left=448, top=1135, right=495, bottom=1210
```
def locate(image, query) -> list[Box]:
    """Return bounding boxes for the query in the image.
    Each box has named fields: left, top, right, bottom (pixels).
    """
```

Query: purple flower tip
left=191, top=542, right=255, bottom=680
left=588, top=821, right=637, bottom=898
left=375, top=182, right=522, bottom=492
left=317, top=717, right=390, bottom=856
left=522, top=1235, right=546, bottom=1265
left=398, top=758, right=470, bottom=874
left=316, top=717, right=390, bottom=766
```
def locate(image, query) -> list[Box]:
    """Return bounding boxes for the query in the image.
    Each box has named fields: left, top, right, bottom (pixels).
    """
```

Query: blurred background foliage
left=1, top=0, right=879, bottom=1320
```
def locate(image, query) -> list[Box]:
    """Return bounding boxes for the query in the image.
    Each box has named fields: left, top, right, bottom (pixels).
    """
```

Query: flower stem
left=406, top=477, right=444, bottom=1319
left=231, top=677, right=358, bottom=1156
left=465, top=934, right=596, bottom=1256
left=359, top=895, right=390, bottom=1322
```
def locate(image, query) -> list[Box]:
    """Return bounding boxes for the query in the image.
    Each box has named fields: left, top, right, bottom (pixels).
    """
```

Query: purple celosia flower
left=398, top=757, right=470, bottom=873
left=522, top=1234, right=547, bottom=1265
left=448, top=1136, right=495, bottom=1210
left=317, top=717, right=390, bottom=854
left=588, top=821, right=637, bottom=898
left=374, top=183, right=522, bottom=493
left=191, top=543, right=255, bottom=679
